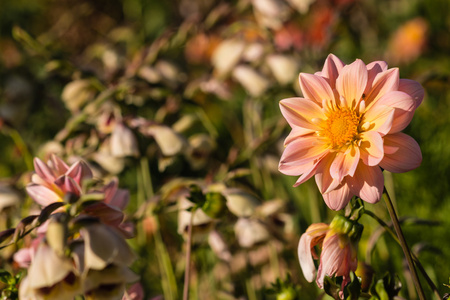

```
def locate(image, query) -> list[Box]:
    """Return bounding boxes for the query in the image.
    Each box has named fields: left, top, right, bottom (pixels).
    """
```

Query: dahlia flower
left=298, top=215, right=362, bottom=292
left=279, top=54, right=423, bottom=210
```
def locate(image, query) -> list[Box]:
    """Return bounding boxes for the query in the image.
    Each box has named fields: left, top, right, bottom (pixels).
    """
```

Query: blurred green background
left=0, top=0, right=449, bottom=299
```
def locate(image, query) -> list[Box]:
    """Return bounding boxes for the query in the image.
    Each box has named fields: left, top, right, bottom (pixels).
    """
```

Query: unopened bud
left=202, top=192, right=227, bottom=218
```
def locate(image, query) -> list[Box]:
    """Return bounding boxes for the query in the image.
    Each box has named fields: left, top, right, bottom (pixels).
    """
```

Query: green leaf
left=343, top=272, right=361, bottom=300
left=0, top=269, right=11, bottom=284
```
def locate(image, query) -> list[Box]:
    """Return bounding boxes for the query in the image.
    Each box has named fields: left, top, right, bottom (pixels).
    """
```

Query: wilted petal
left=224, top=189, right=260, bottom=217
left=299, top=73, right=335, bottom=104
left=27, top=244, right=73, bottom=289
left=316, top=232, right=342, bottom=288
left=110, top=123, right=140, bottom=158
left=212, top=39, right=246, bottom=76
left=266, top=54, right=299, bottom=85
left=234, top=218, right=270, bottom=248
left=348, top=164, right=384, bottom=204
left=81, top=223, right=136, bottom=271
left=146, top=125, right=186, bottom=156
left=336, top=59, right=368, bottom=106
left=298, top=233, right=316, bottom=282
left=233, top=65, right=270, bottom=97
left=280, top=97, right=325, bottom=130
left=380, top=133, right=422, bottom=173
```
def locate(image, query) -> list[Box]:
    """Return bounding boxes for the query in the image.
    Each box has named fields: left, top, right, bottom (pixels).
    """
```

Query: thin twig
left=183, top=208, right=195, bottom=300
left=364, top=210, right=442, bottom=300
left=382, top=187, right=427, bottom=300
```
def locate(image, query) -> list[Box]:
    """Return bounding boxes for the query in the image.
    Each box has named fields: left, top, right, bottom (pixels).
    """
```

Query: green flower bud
left=330, top=214, right=363, bottom=242
left=276, top=287, right=298, bottom=300
left=202, top=192, right=227, bottom=218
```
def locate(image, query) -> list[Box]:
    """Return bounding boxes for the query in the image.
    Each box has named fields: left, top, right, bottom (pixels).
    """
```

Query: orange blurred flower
left=387, top=18, right=428, bottom=64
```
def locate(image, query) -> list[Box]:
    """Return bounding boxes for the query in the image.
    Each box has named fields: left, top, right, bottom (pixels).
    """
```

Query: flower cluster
left=15, top=155, right=137, bottom=300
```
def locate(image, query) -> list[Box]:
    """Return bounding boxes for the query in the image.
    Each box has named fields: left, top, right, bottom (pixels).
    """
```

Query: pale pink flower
left=279, top=54, right=423, bottom=210
left=298, top=216, right=361, bottom=292
left=26, top=154, right=92, bottom=206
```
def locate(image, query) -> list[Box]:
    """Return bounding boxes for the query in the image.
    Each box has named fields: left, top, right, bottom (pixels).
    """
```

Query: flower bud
left=202, top=192, right=227, bottom=219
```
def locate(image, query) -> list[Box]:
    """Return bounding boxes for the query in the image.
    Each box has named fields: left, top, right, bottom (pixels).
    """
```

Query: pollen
left=323, top=108, right=361, bottom=149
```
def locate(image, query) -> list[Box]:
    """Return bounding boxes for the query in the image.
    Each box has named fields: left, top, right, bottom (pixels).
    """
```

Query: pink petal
left=372, top=91, right=415, bottom=133
left=299, top=73, right=335, bottom=104
left=33, top=158, right=55, bottom=183
left=315, top=153, right=341, bottom=194
left=316, top=232, right=342, bottom=288
left=298, top=233, right=316, bottom=282
left=322, top=181, right=352, bottom=211
left=13, top=248, right=33, bottom=268
left=359, top=131, right=384, bottom=166
left=298, top=223, right=329, bottom=282
left=348, top=164, right=383, bottom=204
left=284, top=127, right=315, bottom=145
left=280, top=97, right=325, bottom=130
left=364, top=61, right=388, bottom=96
left=362, top=106, right=394, bottom=136
left=317, top=54, right=345, bottom=89
left=365, top=68, right=399, bottom=108
left=380, top=133, right=422, bottom=173
left=280, top=136, right=328, bottom=167
left=54, top=175, right=81, bottom=196
left=49, top=154, right=69, bottom=176
left=26, top=184, right=62, bottom=206
left=330, top=146, right=360, bottom=181
left=66, top=160, right=93, bottom=185
left=336, top=59, right=368, bottom=107
left=293, top=158, right=323, bottom=187
left=398, top=79, right=424, bottom=109
left=108, top=189, right=130, bottom=210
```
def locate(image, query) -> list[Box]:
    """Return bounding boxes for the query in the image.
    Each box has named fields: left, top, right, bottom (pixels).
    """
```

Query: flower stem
left=364, top=209, right=441, bottom=299
left=382, top=187, right=426, bottom=300
left=183, top=208, right=195, bottom=300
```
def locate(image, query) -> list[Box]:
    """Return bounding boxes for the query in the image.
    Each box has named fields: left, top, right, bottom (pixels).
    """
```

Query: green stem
left=364, top=210, right=441, bottom=299
left=7, top=128, right=33, bottom=170
left=183, top=208, right=196, bottom=300
left=382, top=188, right=427, bottom=300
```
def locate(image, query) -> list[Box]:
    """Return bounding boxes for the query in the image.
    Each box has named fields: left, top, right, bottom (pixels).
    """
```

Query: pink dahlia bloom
left=26, top=154, right=93, bottom=206
left=298, top=216, right=361, bottom=293
left=279, top=54, right=423, bottom=210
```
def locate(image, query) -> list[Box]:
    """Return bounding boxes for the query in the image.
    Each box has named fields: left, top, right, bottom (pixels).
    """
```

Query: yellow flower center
left=323, top=108, right=360, bottom=149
